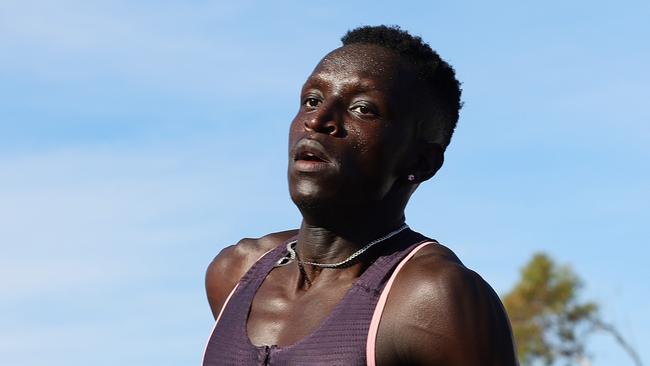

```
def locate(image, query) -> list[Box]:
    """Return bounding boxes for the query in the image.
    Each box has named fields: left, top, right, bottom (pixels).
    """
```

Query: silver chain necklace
left=274, top=223, right=409, bottom=268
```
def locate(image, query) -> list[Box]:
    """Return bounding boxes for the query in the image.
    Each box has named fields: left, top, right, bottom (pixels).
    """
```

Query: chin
left=287, top=173, right=384, bottom=216
left=289, top=180, right=345, bottom=219
left=290, top=185, right=328, bottom=210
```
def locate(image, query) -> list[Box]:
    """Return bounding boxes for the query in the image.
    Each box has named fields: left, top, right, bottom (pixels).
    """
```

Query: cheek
left=341, top=130, right=396, bottom=194
left=361, top=128, right=411, bottom=189
left=354, top=126, right=399, bottom=165
left=344, top=122, right=384, bottom=164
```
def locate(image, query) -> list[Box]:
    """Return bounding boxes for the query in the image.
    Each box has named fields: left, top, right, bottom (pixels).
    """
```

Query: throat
left=292, top=222, right=409, bottom=268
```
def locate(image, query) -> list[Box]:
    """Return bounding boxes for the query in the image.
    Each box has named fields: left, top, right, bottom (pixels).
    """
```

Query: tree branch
left=591, top=319, right=643, bottom=366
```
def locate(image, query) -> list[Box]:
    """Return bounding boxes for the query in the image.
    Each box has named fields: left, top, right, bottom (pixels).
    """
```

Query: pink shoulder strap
left=201, top=249, right=273, bottom=365
left=366, top=241, right=434, bottom=366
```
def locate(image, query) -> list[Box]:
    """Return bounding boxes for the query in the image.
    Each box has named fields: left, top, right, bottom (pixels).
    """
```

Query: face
left=288, top=44, right=426, bottom=213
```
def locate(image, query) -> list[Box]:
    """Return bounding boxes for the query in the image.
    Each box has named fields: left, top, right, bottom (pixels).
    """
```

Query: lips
left=292, top=139, right=333, bottom=172
left=296, top=150, right=327, bottom=162
left=293, top=139, right=331, bottom=163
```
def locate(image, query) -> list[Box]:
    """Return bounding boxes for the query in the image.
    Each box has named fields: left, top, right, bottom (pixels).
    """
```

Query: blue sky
left=1, top=1, right=648, bottom=365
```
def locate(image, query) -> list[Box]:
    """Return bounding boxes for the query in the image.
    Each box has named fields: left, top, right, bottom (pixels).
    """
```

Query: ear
left=409, top=141, right=444, bottom=183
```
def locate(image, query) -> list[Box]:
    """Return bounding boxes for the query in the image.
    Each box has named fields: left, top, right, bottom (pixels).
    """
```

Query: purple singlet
left=202, top=229, right=434, bottom=366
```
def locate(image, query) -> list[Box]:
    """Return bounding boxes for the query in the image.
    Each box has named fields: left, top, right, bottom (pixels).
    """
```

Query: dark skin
left=206, top=44, right=518, bottom=365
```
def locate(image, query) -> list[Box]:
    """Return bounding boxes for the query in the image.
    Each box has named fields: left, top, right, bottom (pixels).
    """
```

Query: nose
left=304, top=100, right=342, bottom=136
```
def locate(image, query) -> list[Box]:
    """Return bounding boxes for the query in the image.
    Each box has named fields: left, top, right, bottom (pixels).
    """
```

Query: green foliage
left=503, top=253, right=598, bottom=366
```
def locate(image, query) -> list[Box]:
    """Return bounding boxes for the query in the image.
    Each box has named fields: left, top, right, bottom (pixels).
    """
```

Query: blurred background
left=1, top=1, right=648, bottom=365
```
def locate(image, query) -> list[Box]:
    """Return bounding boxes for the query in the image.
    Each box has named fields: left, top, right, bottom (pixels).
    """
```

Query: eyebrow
left=303, top=73, right=385, bottom=94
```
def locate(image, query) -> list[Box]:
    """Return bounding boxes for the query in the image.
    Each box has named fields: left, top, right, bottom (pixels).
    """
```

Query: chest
left=246, top=275, right=357, bottom=347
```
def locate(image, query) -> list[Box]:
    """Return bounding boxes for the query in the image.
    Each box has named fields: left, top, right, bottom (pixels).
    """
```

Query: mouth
left=293, top=139, right=331, bottom=163
left=295, top=150, right=328, bottom=163
left=292, top=139, right=333, bottom=172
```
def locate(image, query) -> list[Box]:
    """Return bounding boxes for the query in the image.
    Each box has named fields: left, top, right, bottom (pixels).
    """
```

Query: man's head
left=341, top=25, right=462, bottom=149
left=287, top=25, right=462, bottom=224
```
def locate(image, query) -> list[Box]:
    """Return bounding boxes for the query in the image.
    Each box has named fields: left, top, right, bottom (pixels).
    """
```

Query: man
left=203, top=25, right=517, bottom=365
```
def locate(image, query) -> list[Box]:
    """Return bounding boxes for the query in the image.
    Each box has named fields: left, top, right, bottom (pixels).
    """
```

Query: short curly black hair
left=341, top=25, right=462, bottom=148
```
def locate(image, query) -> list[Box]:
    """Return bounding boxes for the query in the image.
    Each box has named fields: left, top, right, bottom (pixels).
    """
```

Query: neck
left=290, top=185, right=411, bottom=286
left=295, top=210, right=406, bottom=266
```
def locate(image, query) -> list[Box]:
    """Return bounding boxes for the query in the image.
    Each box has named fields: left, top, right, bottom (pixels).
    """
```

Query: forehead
left=306, top=44, right=420, bottom=91
left=317, top=44, right=402, bottom=76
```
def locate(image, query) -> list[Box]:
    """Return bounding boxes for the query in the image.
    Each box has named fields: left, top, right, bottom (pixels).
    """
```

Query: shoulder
left=377, top=242, right=517, bottom=365
left=205, top=230, right=298, bottom=319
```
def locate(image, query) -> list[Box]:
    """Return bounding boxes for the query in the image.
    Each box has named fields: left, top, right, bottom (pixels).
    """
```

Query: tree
left=502, top=253, right=642, bottom=366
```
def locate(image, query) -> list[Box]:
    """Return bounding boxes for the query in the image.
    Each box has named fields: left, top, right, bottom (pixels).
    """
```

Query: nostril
left=304, top=118, right=340, bottom=135
left=325, top=123, right=337, bottom=135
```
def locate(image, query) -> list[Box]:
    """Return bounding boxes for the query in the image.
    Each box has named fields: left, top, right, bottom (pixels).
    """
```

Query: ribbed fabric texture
left=202, top=229, right=430, bottom=366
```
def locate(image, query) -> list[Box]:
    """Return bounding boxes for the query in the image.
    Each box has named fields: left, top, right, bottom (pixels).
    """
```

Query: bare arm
left=378, top=246, right=518, bottom=365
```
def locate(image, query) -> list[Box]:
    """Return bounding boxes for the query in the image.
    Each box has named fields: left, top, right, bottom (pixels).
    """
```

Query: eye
left=350, top=104, right=375, bottom=116
left=303, top=97, right=321, bottom=108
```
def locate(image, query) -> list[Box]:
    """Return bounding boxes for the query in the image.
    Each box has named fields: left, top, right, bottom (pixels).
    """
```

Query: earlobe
left=400, top=142, right=444, bottom=185
left=415, top=142, right=444, bottom=182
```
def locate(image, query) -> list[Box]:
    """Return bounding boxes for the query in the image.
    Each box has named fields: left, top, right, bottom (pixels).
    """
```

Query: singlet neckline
left=242, top=229, right=418, bottom=353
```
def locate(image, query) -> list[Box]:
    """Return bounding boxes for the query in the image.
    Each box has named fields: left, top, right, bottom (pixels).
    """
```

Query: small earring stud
left=407, top=174, right=416, bottom=182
